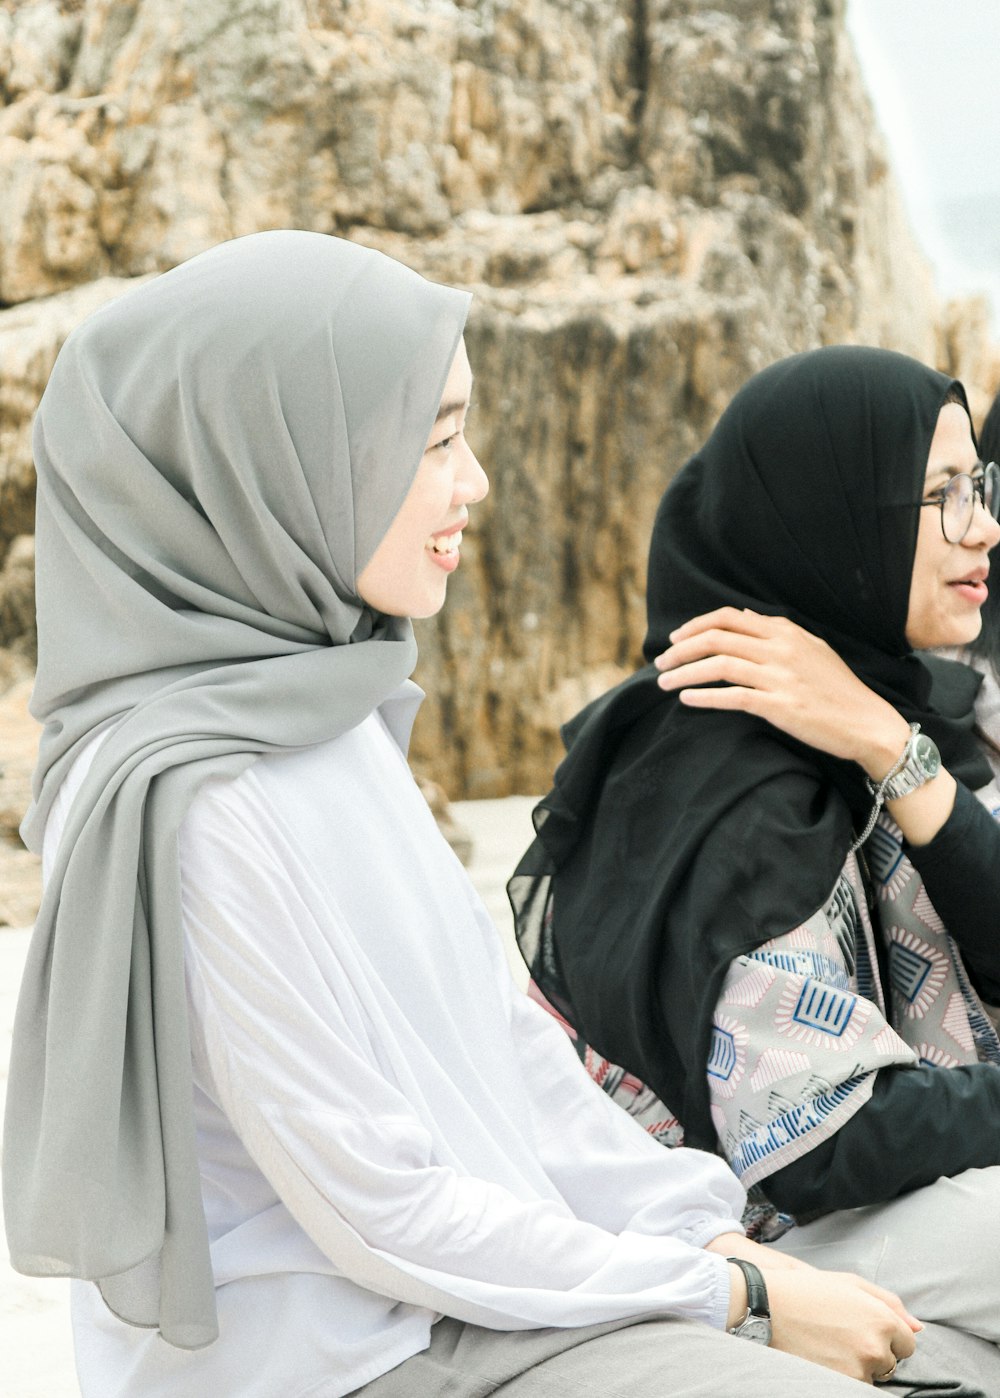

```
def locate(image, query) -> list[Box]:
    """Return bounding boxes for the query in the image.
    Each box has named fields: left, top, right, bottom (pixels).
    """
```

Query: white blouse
left=48, top=688, right=745, bottom=1398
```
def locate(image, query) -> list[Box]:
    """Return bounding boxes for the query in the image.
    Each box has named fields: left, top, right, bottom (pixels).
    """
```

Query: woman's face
left=357, top=338, right=488, bottom=618
left=906, top=402, right=1000, bottom=650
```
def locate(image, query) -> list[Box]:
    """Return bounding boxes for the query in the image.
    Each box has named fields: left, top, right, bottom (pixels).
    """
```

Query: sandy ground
left=0, top=795, right=538, bottom=1398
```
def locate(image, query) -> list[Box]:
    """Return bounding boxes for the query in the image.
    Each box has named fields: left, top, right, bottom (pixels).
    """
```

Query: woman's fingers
left=656, top=628, right=769, bottom=677
left=663, top=606, right=778, bottom=648
left=657, top=653, right=764, bottom=692
left=652, top=606, right=907, bottom=765
left=674, top=685, right=762, bottom=710
left=853, top=1277, right=923, bottom=1335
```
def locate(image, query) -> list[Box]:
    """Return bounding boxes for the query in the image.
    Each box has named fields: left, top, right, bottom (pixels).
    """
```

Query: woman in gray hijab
left=3, top=232, right=920, bottom=1396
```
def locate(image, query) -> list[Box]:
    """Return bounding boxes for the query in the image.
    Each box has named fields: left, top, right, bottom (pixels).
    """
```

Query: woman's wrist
left=850, top=710, right=957, bottom=847
left=885, top=768, right=957, bottom=847
left=854, top=710, right=914, bottom=783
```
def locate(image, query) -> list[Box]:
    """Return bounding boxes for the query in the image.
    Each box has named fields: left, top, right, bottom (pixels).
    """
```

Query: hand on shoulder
left=654, top=608, right=908, bottom=767
left=655, top=607, right=957, bottom=845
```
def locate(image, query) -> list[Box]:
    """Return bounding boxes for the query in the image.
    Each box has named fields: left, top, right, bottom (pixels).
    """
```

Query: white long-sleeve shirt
left=50, top=687, right=745, bottom=1398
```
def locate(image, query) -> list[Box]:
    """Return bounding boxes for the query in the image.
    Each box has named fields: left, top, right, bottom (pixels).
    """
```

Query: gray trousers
left=348, top=1312, right=873, bottom=1396
left=772, top=1165, right=1000, bottom=1397
left=352, top=1167, right=1000, bottom=1398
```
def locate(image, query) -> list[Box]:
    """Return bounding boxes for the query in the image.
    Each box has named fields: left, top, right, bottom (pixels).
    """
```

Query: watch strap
left=880, top=731, right=941, bottom=802
left=726, top=1257, right=769, bottom=1322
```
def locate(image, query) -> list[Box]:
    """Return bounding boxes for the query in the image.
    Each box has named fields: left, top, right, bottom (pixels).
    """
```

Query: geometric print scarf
left=531, top=778, right=1000, bottom=1240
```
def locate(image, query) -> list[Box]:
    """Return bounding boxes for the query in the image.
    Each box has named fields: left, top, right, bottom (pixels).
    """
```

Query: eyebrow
left=926, top=462, right=980, bottom=486
left=434, top=400, right=469, bottom=423
left=434, top=378, right=474, bottom=423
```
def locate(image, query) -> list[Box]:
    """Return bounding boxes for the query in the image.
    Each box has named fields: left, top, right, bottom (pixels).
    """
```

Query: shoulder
left=180, top=711, right=418, bottom=878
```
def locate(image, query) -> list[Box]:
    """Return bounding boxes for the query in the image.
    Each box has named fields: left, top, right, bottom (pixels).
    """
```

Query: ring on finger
left=874, top=1357, right=897, bottom=1383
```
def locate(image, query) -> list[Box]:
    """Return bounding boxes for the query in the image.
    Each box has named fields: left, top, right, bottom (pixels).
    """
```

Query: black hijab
left=510, top=346, right=992, bottom=1151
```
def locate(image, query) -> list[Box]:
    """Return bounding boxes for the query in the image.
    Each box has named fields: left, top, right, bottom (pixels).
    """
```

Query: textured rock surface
left=0, top=0, right=997, bottom=812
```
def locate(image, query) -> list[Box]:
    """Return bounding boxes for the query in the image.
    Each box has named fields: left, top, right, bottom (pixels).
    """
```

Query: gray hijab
left=3, top=230, right=471, bottom=1348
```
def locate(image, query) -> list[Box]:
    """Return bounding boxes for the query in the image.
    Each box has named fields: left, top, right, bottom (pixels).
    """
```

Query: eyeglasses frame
left=906, top=460, right=1000, bottom=544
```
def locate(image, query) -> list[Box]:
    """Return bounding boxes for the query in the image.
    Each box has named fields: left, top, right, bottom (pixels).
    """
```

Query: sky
left=846, top=0, right=1000, bottom=325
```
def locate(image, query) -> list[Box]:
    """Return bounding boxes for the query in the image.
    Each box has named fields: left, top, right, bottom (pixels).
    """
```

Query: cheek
left=903, top=517, right=939, bottom=643
left=909, top=516, right=941, bottom=594
left=405, top=467, right=453, bottom=530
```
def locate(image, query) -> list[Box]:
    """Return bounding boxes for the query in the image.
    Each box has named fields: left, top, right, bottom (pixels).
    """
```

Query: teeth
left=430, top=530, right=462, bottom=554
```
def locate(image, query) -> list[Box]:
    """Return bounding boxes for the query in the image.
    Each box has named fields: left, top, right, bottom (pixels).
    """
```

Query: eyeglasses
left=907, top=461, right=1000, bottom=543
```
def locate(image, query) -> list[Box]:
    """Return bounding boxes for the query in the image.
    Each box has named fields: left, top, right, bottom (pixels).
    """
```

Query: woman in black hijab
left=511, top=346, right=1000, bottom=1371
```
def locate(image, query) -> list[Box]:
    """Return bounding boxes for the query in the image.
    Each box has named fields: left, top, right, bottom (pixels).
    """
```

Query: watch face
left=736, top=1316, right=773, bottom=1345
left=914, top=734, right=941, bottom=779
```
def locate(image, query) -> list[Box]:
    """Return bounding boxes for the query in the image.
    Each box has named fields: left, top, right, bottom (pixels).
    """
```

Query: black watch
left=726, top=1258, right=772, bottom=1345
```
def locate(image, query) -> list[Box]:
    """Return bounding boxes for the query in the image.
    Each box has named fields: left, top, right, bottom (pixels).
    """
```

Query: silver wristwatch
left=880, top=725, right=941, bottom=803
left=726, top=1258, right=772, bottom=1345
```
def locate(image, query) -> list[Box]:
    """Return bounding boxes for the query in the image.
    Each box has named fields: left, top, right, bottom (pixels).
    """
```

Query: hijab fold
left=511, top=346, right=992, bottom=1153
left=3, top=231, right=470, bottom=1347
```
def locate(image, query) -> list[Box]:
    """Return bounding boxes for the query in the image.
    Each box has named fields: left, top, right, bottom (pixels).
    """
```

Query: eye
left=428, top=403, right=472, bottom=455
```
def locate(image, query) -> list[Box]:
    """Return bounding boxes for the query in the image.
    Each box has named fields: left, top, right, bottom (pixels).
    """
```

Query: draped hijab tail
left=3, top=231, right=470, bottom=1346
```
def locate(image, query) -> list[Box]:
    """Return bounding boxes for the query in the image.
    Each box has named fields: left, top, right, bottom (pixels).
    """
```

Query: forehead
left=440, top=339, right=472, bottom=405
left=925, top=402, right=977, bottom=479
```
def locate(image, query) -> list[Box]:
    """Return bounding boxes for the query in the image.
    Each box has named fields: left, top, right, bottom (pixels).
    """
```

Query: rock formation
left=0, top=0, right=997, bottom=892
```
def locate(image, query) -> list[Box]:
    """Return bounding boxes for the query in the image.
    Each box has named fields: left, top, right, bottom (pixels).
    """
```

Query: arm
left=655, top=607, right=1000, bottom=967
left=179, top=768, right=920, bottom=1378
left=705, top=874, right=1000, bottom=1216
left=506, top=947, right=921, bottom=1381
left=180, top=809, right=739, bottom=1333
left=767, top=1061, right=1000, bottom=1215
left=654, top=607, right=956, bottom=844
left=505, top=984, right=746, bottom=1245
left=902, top=780, right=1000, bottom=992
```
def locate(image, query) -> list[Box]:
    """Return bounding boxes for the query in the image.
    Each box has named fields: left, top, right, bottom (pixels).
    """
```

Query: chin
left=949, top=613, right=985, bottom=648
left=409, top=589, right=450, bottom=620
left=909, top=617, right=983, bottom=651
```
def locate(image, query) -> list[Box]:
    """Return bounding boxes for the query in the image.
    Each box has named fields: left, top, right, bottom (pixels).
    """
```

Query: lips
left=948, top=567, right=988, bottom=587
left=426, top=516, right=467, bottom=573
left=947, top=568, right=988, bottom=606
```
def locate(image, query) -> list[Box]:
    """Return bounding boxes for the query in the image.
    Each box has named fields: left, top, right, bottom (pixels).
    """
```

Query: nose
left=456, top=439, right=489, bottom=504
left=968, top=493, right=1000, bottom=550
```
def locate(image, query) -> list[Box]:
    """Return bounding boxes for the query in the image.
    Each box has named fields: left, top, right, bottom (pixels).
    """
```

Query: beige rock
left=0, top=535, right=35, bottom=664
left=0, top=0, right=643, bottom=301
left=0, top=120, right=110, bottom=303
left=939, top=296, right=1000, bottom=424
left=0, top=844, right=41, bottom=928
left=0, top=0, right=996, bottom=799
left=2, top=0, right=79, bottom=99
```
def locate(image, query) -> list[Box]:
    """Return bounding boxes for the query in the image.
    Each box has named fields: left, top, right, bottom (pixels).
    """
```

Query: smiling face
left=905, top=401, right=1000, bottom=650
left=356, top=338, right=489, bottom=619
